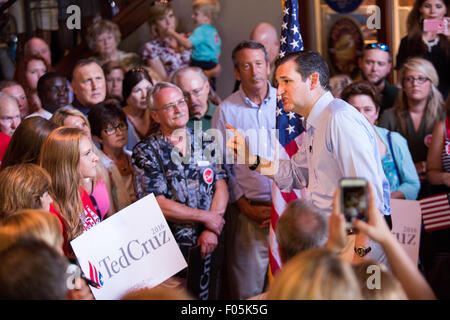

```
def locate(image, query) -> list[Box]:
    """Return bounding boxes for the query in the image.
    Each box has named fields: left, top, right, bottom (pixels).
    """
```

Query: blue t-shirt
left=188, top=24, right=221, bottom=63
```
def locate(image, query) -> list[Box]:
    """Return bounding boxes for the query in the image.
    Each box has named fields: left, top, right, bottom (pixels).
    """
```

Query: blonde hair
left=192, top=0, right=220, bottom=20
left=267, top=248, right=362, bottom=300
left=0, top=164, right=51, bottom=220
left=50, top=107, right=109, bottom=190
left=0, top=209, right=63, bottom=253
left=86, top=19, right=121, bottom=52
left=40, top=127, right=85, bottom=241
left=148, top=1, right=174, bottom=34
left=395, top=57, right=444, bottom=134
left=352, top=260, right=407, bottom=300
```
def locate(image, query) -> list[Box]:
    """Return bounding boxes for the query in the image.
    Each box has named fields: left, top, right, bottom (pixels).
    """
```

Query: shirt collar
left=72, top=99, right=91, bottom=117
left=238, top=81, right=275, bottom=108
left=306, top=91, right=334, bottom=129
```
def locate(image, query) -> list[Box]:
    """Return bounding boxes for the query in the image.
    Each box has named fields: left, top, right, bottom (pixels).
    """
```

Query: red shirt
left=0, top=132, right=11, bottom=165
left=50, top=187, right=101, bottom=257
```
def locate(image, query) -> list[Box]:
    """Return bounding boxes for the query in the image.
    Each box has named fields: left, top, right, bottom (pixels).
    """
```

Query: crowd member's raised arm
left=352, top=185, right=436, bottom=300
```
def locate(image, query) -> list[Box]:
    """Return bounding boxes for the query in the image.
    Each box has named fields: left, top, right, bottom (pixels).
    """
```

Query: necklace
left=113, top=154, right=131, bottom=176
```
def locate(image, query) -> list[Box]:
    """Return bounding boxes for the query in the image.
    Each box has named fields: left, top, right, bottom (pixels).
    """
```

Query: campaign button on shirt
left=203, top=168, right=214, bottom=185
left=424, top=134, right=433, bottom=148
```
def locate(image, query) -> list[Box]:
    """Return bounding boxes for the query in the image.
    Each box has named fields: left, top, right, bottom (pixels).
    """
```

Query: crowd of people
left=0, top=0, right=449, bottom=300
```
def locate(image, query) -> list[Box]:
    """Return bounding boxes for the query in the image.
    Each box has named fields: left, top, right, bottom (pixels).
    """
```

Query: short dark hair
left=340, top=80, right=381, bottom=111
left=37, top=72, right=67, bottom=98
left=71, top=58, right=102, bottom=81
left=231, top=40, right=269, bottom=69
left=0, top=240, right=68, bottom=299
left=275, top=51, right=331, bottom=91
left=88, top=101, right=128, bottom=138
left=276, top=199, right=328, bottom=263
left=122, top=68, right=153, bottom=102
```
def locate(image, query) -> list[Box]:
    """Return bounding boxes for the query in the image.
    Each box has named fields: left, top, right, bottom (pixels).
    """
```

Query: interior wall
left=122, top=0, right=284, bottom=99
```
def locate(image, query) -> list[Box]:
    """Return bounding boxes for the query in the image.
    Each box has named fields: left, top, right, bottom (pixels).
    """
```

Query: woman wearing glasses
left=396, top=0, right=449, bottom=99
left=122, top=68, right=159, bottom=152
left=379, top=57, right=445, bottom=196
left=88, top=102, right=138, bottom=211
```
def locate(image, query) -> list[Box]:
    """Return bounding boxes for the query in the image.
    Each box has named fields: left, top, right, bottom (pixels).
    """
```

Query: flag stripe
left=269, top=0, right=305, bottom=278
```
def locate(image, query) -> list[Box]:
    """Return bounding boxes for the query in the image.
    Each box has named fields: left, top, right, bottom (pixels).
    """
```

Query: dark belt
left=246, top=198, right=272, bottom=207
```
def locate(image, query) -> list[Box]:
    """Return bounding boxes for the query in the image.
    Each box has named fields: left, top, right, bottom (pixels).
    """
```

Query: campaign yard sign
left=71, top=193, right=187, bottom=300
left=390, top=199, right=422, bottom=265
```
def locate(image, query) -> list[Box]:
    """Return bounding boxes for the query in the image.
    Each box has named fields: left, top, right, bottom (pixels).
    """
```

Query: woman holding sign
left=40, top=127, right=101, bottom=257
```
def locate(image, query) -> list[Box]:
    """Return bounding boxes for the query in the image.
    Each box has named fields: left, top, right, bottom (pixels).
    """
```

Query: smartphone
left=340, top=178, right=368, bottom=230
left=423, top=18, right=448, bottom=34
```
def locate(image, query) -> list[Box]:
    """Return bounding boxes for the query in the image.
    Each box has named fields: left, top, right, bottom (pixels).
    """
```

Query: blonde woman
left=379, top=57, right=445, bottom=185
left=40, top=127, right=101, bottom=256
left=0, top=209, right=94, bottom=300
left=0, top=164, right=55, bottom=222
left=141, top=1, right=191, bottom=81
left=51, top=107, right=116, bottom=218
left=352, top=260, right=407, bottom=300
left=267, top=248, right=362, bottom=300
left=86, top=19, right=142, bottom=71
left=0, top=209, right=63, bottom=254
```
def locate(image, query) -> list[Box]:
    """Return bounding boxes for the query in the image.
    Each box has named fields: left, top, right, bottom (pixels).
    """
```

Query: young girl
left=40, top=127, right=101, bottom=256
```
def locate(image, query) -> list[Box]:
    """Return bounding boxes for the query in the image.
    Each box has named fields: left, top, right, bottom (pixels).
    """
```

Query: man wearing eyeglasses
left=131, top=82, right=228, bottom=295
left=0, top=92, right=21, bottom=137
left=172, top=66, right=216, bottom=131
left=358, top=43, right=399, bottom=117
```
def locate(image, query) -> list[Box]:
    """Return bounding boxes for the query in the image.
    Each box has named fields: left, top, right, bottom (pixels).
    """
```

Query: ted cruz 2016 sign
left=71, top=193, right=187, bottom=300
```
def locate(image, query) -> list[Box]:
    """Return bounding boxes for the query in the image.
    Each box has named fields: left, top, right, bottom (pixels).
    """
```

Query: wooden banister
left=54, top=0, right=152, bottom=78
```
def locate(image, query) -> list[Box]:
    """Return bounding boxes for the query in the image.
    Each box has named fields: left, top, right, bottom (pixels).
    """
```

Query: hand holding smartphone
left=339, top=178, right=368, bottom=231
left=423, top=18, right=448, bottom=34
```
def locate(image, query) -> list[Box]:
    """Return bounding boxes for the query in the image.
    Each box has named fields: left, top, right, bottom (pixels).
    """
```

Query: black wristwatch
left=354, top=246, right=371, bottom=257
left=248, top=155, right=260, bottom=171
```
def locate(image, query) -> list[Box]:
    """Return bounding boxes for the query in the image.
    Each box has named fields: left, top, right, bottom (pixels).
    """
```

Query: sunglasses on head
left=364, top=43, right=389, bottom=52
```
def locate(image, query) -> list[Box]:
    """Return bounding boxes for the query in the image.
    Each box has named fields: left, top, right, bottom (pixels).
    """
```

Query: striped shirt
left=442, top=117, right=450, bottom=173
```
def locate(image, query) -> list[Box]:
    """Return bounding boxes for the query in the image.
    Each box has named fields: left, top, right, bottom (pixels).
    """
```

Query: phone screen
left=342, top=185, right=368, bottom=225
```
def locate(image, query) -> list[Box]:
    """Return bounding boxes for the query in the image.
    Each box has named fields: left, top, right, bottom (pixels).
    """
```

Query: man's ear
left=358, top=57, right=363, bottom=70
left=387, top=61, right=392, bottom=73
left=149, top=110, right=160, bottom=124
left=309, top=72, right=320, bottom=90
left=234, top=67, right=241, bottom=82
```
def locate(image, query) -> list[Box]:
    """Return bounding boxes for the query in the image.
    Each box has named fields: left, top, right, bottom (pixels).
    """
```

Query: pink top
left=91, top=179, right=110, bottom=220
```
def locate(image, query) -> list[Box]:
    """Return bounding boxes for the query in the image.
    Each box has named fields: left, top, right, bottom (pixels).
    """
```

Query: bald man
left=24, top=37, right=52, bottom=66
left=250, top=22, right=280, bottom=68
left=0, top=92, right=21, bottom=136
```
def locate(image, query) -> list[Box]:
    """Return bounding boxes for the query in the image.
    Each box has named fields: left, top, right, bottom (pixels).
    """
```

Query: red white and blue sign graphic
left=88, top=261, right=104, bottom=289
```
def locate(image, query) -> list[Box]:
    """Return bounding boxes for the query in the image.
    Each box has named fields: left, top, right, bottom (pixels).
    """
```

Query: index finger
left=225, top=123, right=239, bottom=136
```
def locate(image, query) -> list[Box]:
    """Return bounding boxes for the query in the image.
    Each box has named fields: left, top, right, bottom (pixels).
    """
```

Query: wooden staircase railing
left=54, top=0, right=152, bottom=78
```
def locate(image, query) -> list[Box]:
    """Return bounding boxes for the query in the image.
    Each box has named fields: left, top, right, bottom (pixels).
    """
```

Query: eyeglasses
left=103, top=122, right=127, bottom=136
left=152, top=98, right=187, bottom=111
left=364, top=43, right=389, bottom=52
left=404, top=76, right=430, bottom=85
left=183, top=81, right=207, bottom=100
left=129, top=67, right=146, bottom=73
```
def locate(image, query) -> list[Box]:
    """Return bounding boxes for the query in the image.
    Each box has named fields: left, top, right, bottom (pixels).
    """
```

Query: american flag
left=419, top=193, right=450, bottom=232
left=268, top=0, right=306, bottom=277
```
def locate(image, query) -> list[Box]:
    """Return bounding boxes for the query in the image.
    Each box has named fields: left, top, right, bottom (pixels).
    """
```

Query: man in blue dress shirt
left=212, top=40, right=277, bottom=299
left=228, top=50, right=391, bottom=267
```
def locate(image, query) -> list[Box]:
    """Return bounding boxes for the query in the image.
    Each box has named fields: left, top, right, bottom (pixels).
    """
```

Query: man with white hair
left=0, top=92, right=21, bottom=136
